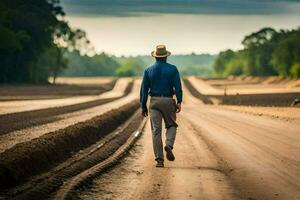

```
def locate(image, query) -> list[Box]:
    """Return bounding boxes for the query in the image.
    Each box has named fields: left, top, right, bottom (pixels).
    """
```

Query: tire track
left=0, top=101, right=139, bottom=190
left=4, top=112, right=146, bottom=200
left=0, top=79, right=141, bottom=154
left=72, top=116, right=239, bottom=200
left=54, top=117, right=147, bottom=200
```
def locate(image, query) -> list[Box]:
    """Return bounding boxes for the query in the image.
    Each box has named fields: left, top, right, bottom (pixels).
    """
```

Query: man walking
left=140, top=45, right=183, bottom=168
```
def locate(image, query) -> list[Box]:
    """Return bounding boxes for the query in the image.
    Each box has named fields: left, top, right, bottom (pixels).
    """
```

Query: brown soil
left=3, top=111, right=144, bottom=200
left=210, top=92, right=300, bottom=107
left=52, top=77, right=114, bottom=86
left=218, top=105, right=300, bottom=123
left=0, top=81, right=133, bottom=135
left=185, top=77, right=300, bottom=106
left=74, top=117, right=238, bottom=200
left=0, top=79, right=115, bottom=101
left=182, top=106, right=300, bottom=200
left=0, top=100, right=139, bottom=188
left=0, top=77, right=298, bottom=200
left=69, top=79, right=300, bottom=200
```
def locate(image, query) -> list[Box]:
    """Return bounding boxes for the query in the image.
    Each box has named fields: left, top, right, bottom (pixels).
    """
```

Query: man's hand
left=176, top=103, right=181, bottom=113
left=141, top=108, right=148, bottom=117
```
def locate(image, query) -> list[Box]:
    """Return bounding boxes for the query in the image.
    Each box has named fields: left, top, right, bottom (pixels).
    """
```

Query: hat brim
left=151, top=51, right=171, bottom=58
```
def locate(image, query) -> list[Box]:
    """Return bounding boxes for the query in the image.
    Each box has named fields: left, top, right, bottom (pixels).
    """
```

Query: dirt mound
left=6, top=111, right=145, bottom=199
left=183, top=79, right=213, bottom=104
left=286, top=79, right=300, bottom=87
left=210, top=93, right=300, bottom=107
left=261, top=76, right=284, bottom=84
left=186, top=76, right=300, bottom=106
left=0, top=100, right=139, bottom=188
left=0, top=79, right=115, bottom=101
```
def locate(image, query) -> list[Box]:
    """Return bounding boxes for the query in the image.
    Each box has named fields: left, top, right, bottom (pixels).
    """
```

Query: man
left=140, top=44, right=183, bottom=168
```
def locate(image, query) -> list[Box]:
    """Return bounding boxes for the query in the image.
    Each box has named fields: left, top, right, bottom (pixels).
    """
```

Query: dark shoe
left=164, top=146, right=175, bottom=161
left=156, top=160, right=164, bottom=168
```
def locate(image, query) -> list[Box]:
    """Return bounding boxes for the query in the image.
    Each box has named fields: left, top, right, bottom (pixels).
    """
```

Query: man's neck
left=156, top=58, right=167, bottom=63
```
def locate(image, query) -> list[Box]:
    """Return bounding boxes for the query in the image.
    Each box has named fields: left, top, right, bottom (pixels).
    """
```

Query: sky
left=61, top=0, right=300, bottom=56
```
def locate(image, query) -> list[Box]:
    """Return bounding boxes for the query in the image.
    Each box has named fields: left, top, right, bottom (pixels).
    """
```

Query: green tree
left=242, top=28, right=276, bottom=48
left=271, top=29, right=300, bottom=77
left=116, top=59, right=144, bottom=77
left=61, top=51, right=120, bottom=76
left=213, top=49, right=235, bottom=76
left=213, top=27, right=300, bottom=78
left=222, top=51, right=246, bottom=76
left=0, top=0, right=90, bottom=84
left=290, top=63, right=300, bottom=78
left=31, top=45, right=68, bottom=84
left=242, top=27, right=277, bottom=76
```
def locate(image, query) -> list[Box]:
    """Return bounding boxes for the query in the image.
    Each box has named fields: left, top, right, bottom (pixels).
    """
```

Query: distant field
left=51, top=77, right=114, bottom=86
left=0, top=77, right=115, bottom=101
left=186, top=76, right=300, bottom=107
left=201, top=76, right=300, bottom=94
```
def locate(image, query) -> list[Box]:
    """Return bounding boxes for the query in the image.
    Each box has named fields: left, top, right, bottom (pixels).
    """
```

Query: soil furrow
left=183, top=78, right=213, bottom=104
left=0, top=100, right=139, bottom=190
left=0, top=79, right=115, bottom=102
left=72, top=116, right=238, bottom=200
left=54, top=118, right=146, bottom=200
left=2, top=111, right=145, bottom=200
left=0, top=81, right=133, bottom=135
left=187, top=76, right=300, bottom=106
left=210, top=92, right=300, bottom=107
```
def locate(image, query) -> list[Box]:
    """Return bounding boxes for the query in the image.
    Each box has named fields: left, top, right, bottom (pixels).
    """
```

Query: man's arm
left=173, top=68, right=183, bottom=113
left=173, top=68, right=183, bottom=104
left=140, top=70, right=150, bottom=116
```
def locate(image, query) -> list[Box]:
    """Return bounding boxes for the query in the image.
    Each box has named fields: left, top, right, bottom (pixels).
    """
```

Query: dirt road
left=75, top=82, right=300, bottom=200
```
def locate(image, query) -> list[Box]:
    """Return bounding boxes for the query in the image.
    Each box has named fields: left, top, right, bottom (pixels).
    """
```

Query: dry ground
left=218, top=105, right=300, bottom=123
left=0, top=77, right=115, bottom=101
left=73, top=78, right=300, bottom=200
left=0, top=76, right=299, bottom=200
left=186, top=76, right=300, bottom=106
left=189, top=76, right=300, bottom=95
left=0, top=78, right=132, bottom=115
left=51, top=77, right=113, bottom=86
left=0, top=79, right=139, bottom=153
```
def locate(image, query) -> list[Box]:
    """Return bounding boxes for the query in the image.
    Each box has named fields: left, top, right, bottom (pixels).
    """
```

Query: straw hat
left=151, top=45, right=171, bottom=58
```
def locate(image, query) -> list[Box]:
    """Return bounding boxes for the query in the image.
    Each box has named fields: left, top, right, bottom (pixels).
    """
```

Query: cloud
left=60, top=0, right=300, bottom=16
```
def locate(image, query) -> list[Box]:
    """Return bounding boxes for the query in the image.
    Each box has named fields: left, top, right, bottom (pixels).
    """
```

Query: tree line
left=0, top=0, right=220, bottom=82
left=213, top=27, right=300, bottom=78
left=61, top=52, right=215, bottom=77
left=60, top=51, right=145, bottom=77
left=0, top=0, right=146, bottom=82
left=0, top=0, right=90, bottom=84
left=2, top=1, right=298, bottom=83
left=136, top=54, right=215, bottom=77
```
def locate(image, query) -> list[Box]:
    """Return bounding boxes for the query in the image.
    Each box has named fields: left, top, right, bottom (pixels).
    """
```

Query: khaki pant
left=150, top=97, right=178, bottom=161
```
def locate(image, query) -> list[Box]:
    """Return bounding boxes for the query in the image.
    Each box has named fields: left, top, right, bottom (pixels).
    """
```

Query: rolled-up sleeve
left=173, top=68, right=183, bottom=103
left=140, top=70, right=150, bottom=110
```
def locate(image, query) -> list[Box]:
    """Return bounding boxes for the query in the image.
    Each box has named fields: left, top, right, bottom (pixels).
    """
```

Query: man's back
left=140, top=59, right=182, bottom=111
left=146, top=61, right=179, bottom=96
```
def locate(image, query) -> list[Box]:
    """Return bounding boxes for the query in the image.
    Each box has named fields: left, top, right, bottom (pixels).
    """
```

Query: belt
left=151, top=94, right=173, bottom=98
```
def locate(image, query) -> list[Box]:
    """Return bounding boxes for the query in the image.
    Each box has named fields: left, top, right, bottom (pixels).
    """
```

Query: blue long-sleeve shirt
left=140, top=60, right=183, bottom=110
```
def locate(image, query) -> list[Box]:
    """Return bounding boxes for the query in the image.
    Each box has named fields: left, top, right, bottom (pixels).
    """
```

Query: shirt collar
left=155, top=60, right=167, bottom=64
